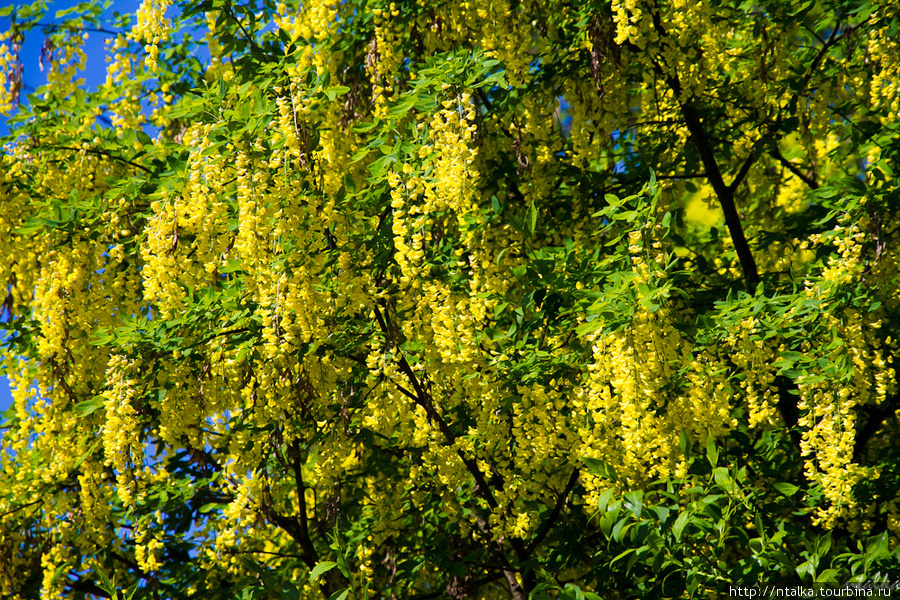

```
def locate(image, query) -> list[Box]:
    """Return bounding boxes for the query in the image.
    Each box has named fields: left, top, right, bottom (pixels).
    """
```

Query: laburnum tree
left=3, top=0, right=900, bottom=598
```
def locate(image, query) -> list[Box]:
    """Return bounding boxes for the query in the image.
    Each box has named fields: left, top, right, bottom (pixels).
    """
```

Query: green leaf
left=679, top=429, right=691, bottom=457
left=72, top=438, right=102, bottom=470
left=815, top=568, right=839, bottom=583
left=867, top=532, right=889, bottom=559
left=706, top=436, right=719, bottom=468
left=309, top=561, right=337, bottom=582
left=623, top=490, right=643, bottom=518
left=773, top=482, right=800, bottom=497
left=575, top=319, right=603, bottom=337
left=672, top=512, right=690, bottom=541
left=325, top=85, right=351, bottom=101
left=343, top=173, right=356, bottom=193
left=75, top=397, right=105, bottom=417
left=581, top=457, right=618, bottom=482
left=796, top=559, right=813, bottom=579
left=329, top=589, right=349, bottom=600
left=712, top=467, right=733, bottom=491
left=597, top=488, right=616, bottom=514
left=526, top=197, right=537, bottom=235
left=611, top=518, right=631, bottom=542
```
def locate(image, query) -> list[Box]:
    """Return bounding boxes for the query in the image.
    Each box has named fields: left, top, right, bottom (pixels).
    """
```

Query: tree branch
left=729, top=141, right=764, bottom=195
left=221, top=3, right=266, bottom=57
left=0, top=498, right=42, bottom=519
left=373, top=302, right=534, bottom=596
left=524, top=468, right=580, bottom=556
left=775, top=375, right=803, bottom=450
left=261, top=505, right=318, bottom=570
left=677, top=99, right=760, bottom=289
left=770, top=145, right=819, bottom=189
left=45, top=145, right=154, bottom=174
left=32, top=23, right=122, bottom=37
left=799, top=23, right=854, bottom=96
left=649, top=11, right=760, bottom=289
left=287, top=439, right=321, bottom=569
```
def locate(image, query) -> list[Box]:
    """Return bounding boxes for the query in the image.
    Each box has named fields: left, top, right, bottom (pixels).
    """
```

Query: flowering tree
left=2, top=0, right=900, bottom=598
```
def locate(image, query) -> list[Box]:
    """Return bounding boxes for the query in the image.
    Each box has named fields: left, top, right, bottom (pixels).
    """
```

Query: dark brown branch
left=221, top=3, right=266, bottom=57
left=262, top=506, right=317, bottom=569
left=32, top=23, right=122, bottom=36
left=677, top=100, right=760, bottom=288
left=372, top=303, right=533, bottom=596
left=472, top=516, right=528, bottom=600
left=391, top=341, right=500, bottom=511
left=524, top=468, right=580, bottom=556
left=800, top=23, right=855, bottom=95
left=770, top=145, right=819, bottom=189
left=729, top=141, right=764, bottom=195
left=775, top=375, right=803, bottom=451
left=649, top=10, right=760, bottom=289
left=0, top=498, right=43, bottom=519
left=287, top=439, right=321, bottom=569
left=44, top=145, right=153, bottom=174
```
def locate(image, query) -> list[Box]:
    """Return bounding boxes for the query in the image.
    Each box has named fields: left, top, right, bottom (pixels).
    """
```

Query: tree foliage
left=2, top=0, right=900, bottom=598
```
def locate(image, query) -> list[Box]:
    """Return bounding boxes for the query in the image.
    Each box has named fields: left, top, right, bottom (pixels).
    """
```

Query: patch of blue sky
left=556, top=95, right=573, bottom=135
left=0, top=376, right=11, bottom=416
left=1, top=1, right=140, bottom=135
left=0, top=285, right=13, bottom=416
left=0, top=0, right=216, bottom=139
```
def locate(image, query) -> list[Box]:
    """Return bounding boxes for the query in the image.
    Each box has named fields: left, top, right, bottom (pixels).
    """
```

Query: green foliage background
left=2, top=0, right=900, bottom=598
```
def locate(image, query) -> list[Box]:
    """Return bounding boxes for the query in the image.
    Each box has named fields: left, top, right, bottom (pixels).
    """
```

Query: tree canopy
left=2, top=0, right=900, bottom=598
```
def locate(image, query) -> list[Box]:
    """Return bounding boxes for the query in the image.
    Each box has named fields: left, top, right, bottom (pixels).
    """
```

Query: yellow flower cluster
left=868, top=2, right=900, bottom=119
left=130, top=0, right=172, bottom=72
left=219, top=469, right=265, bottom=558
left=135, top=522, right=164, bottom=572
left=101, top=355, right=144, bottom=506
left=369, top=4, right=404, bottom=118
left=40, top=542, right=71, bottom=600
left=611, top=0, right=651, bottom=48
left=7, top=3, right=900, bottom=594
left=103, top=35, right=146, bottom=134
left=141, top=124, right=237, bottom=317
left=388, top=98, right=479, bottom=289
left=0, top=123, right=162, bottom=592
left=0, top=32, right=18, bottom=115
left=814, top=222, right=866, bottom=289
left=475, top=1, right=535, bottom=88
left=577, top=224, right=733, bottom=502
left=728, top=317, right=780, bottom=428
left=32, top=34, right=89, bottom=104
left=794, top=307, right=897, bottom=528
left=798, top=381, right=866, bottom=529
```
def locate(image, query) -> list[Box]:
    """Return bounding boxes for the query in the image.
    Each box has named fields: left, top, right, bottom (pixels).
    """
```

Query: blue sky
left=0, top=378, right=9, bottom=416
left=1, top=0, right=143, bottom=136
left=1, top=0, right=141, bottom=416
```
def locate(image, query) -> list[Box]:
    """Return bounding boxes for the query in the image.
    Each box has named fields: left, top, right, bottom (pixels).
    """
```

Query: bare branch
left=524, top=468, right=580, bottom=556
